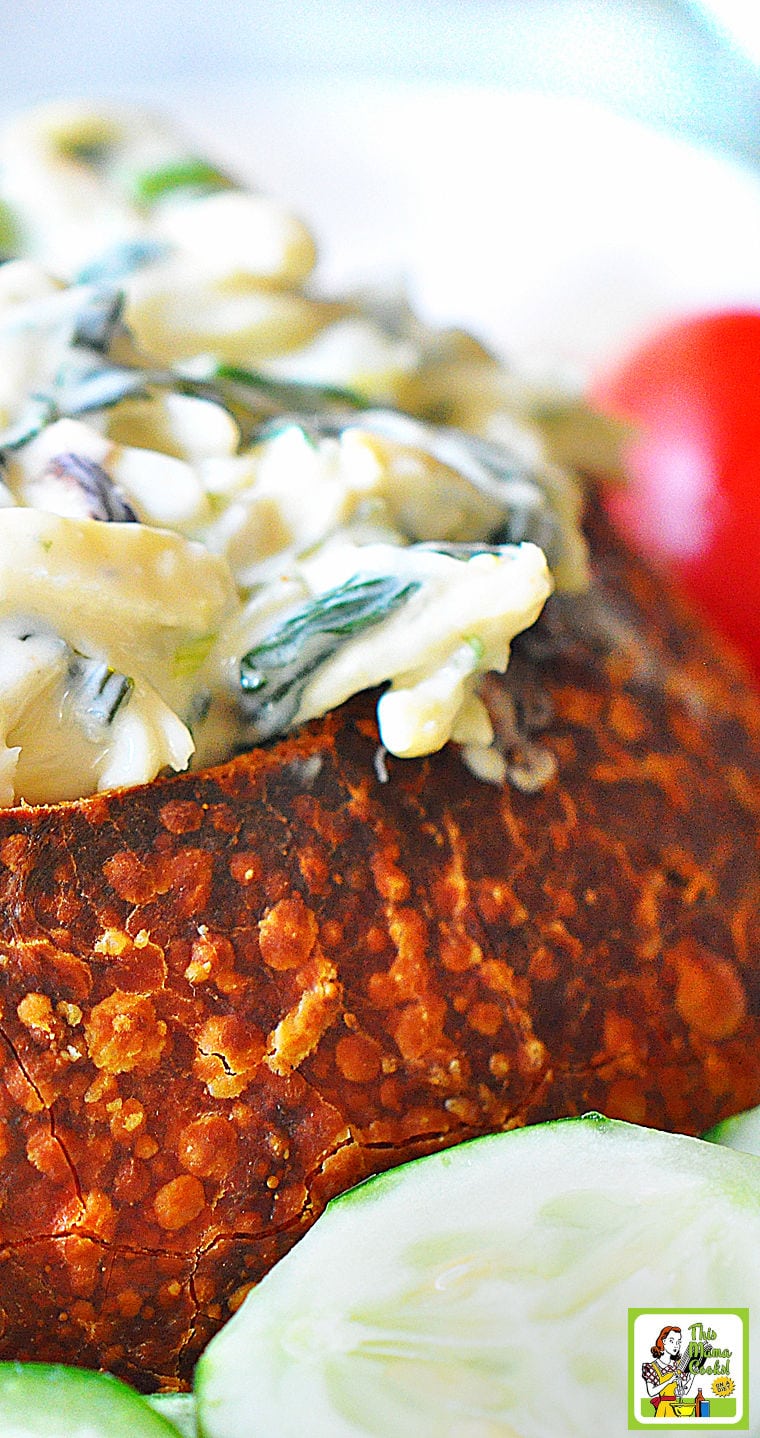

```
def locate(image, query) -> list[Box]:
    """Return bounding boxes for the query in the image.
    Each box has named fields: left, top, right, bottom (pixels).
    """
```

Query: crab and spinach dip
left=0, top=103, right=599, bottom=809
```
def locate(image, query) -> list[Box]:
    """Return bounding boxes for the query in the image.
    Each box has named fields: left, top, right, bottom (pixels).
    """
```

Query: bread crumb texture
left=0, top=510, right=757, bottom=1389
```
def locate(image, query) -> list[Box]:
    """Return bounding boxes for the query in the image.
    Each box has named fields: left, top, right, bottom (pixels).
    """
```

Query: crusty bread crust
left=0, top=506, right=757, bottom=1388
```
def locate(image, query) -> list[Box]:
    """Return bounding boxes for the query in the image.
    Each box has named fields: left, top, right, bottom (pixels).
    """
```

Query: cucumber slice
left=146, top=1392, right=198, bottom=1437
left=195, top=1115, right=760, bottom=1438
left=705, top=1102, right=760, bottom=1157
left=0, top=1362, right=183, bottom=1436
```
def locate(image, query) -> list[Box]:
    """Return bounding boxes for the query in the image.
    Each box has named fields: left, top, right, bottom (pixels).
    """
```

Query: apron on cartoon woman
left=649, top=1362, right=694, bottom=1418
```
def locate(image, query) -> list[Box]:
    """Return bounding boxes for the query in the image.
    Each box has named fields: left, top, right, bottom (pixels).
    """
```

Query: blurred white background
left=0, top=0, right=759, bottom=376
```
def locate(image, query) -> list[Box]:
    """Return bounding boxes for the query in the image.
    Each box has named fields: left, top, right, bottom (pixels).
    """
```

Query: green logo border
left=628, top=1308, right=749, bottom=1430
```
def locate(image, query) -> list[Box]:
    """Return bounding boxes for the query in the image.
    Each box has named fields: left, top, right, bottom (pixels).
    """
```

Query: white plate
left=160, top=79, right=760, bottom=379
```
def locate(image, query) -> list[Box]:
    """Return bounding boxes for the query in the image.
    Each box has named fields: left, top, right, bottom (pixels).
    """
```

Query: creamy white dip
left=0, top=102, right=593, bottom=807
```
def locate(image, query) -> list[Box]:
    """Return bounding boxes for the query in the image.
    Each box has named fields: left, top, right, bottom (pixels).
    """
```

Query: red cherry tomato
left=589, top=311, right=760, bottom=683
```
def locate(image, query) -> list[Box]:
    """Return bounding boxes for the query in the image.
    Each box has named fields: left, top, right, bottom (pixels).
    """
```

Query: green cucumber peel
left=704, top=1102, right=760, bottom=1157
left=0, top=1362, right=184, bottom=1436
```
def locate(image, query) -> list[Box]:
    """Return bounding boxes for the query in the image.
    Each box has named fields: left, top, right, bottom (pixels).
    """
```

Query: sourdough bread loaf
left=0, top=503, right=756, bottom=1389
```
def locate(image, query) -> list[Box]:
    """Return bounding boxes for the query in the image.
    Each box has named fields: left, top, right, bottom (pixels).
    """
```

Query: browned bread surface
left=0, top=506, right=757, bottom=1387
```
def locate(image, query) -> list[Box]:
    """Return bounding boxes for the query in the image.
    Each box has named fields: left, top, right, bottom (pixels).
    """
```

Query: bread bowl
left=0, top=102, right=757, bottom=1392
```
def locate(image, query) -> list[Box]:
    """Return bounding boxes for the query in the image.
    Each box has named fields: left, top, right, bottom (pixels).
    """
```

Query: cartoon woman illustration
left=641, top=1326, right=695, bottom=1417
